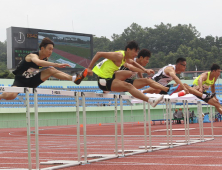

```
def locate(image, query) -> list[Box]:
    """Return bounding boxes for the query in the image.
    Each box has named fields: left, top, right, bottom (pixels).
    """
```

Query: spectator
left=173, top=109, right=178, bottom=124
left=177, top=108, right=183, bottom=124
left=190, top=110, right=195, bottom=123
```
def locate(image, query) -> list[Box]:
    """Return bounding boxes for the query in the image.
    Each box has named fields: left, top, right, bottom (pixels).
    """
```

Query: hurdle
left=0, top=87, right=33, bottom=170
left=80, top=92, right=120, bottom=162
left=0, top=87, right=82, bottom=170
left=37, top=89, right=81, bottom=170
left=134, top=94, right=214, bottom=150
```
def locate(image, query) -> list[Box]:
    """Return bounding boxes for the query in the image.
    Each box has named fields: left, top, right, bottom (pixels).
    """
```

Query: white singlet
left=152, top=64, right=175, bottom=86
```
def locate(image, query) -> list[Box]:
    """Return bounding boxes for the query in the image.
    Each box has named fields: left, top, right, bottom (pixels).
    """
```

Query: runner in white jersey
left=143, top=58, right=216, bottom=102
left=152, top=64, right=176, bottom=86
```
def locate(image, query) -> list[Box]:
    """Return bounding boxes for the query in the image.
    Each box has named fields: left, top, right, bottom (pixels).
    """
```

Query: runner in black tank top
left=0, top=37, right=88, bottom=100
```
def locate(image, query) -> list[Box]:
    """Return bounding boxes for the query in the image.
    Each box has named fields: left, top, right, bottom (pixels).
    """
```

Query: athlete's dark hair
left=124, top=40, right=139, bottom=51
left=137, top=49, right=151, bottom=58
left=176, top=57, right=186, bottom=64
left=211, top=64, right=220, bottom=71
left=39, top=37, right=54, bottom=50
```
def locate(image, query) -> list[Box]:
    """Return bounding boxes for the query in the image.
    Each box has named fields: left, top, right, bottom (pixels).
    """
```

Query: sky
left=1, top=0, right=222, bottom=42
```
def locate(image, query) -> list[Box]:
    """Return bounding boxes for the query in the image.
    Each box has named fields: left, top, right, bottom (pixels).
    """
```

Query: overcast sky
left=0, top=0, right=222, bottom=42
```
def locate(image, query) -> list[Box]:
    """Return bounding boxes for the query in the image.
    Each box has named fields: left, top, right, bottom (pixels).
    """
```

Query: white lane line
left=92, top=161, right=222, bottom=167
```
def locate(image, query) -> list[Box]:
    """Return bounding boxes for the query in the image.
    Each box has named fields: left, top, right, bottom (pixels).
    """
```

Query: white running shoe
left=148, top=95, right=164, bottom=107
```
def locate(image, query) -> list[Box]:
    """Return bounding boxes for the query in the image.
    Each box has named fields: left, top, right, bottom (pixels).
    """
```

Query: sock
left=202, top=94, right=206, bottom=99
left=148, top=98, right=154, bottom=103
left=72, top=75, right=77, bottom=81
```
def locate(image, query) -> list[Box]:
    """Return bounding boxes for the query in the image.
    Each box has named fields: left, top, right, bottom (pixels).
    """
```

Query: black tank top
left=12, top=51, right=46, bottom=78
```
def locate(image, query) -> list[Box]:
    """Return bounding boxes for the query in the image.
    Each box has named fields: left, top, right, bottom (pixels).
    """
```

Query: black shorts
left=190, top=85, right=211, bottom=103
left=12, top=72, right=43, bottom=88
left=97, top=74, right=115, bottom=91
left=125, top=79, right=134, bottom=85
left=159, top=84, right=174, bottom=94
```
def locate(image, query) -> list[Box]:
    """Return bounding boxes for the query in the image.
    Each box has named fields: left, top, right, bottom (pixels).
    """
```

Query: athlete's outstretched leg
left=0, top=92, right=18, bottom=100
left=111, top=79, right=163, bottom=107
left=133, top=78, right=180, bottom=95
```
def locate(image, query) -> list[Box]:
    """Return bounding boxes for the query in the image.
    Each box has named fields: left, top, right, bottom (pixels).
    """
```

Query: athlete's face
left=42, top=44, right=54, bottom=57
left=178, top=61, right=186, bottom=73
left=213, top=69, right=221, bottom=78
left=127, top=48, right=138, bottom=59
left=138, top=56, right=150, bottom=67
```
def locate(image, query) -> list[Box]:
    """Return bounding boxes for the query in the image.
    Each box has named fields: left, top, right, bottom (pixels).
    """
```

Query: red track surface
left=1, top=122, right=222, bottom=170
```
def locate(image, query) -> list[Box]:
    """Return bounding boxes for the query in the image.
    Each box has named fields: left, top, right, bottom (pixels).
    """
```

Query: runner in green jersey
left=83, top=41, right=180, bottom=107
left=192, top=64, right=222, bottom=114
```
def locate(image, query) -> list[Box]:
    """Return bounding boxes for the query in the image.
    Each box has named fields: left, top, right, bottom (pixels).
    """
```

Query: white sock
left=202, top=94, right=206, bottom=99
left=148, top=98, right=154, bottom=103
left=72, top=75, right=77, bottom=81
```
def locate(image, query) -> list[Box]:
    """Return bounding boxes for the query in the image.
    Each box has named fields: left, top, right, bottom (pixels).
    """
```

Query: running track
left=1, top=122, right=222, bottom=170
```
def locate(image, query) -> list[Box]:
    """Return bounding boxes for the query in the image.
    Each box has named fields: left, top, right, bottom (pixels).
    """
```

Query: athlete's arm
left=165, top=66, right=189, bottom=94
left=123, top=62, right=145, bottom=73
left=125, top=59, right=154, bottom=75
left=29, top=54, right=70, bottom=68
left=137, top=72, right=143, bottom=78
left=87, top=52, right=122, bottom=76
left=197, top=72, right=208, bottom=93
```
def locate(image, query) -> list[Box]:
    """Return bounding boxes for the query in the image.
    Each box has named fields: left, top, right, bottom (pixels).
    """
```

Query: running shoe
left=167, top=84, right=180, bottom=95
left=148, top=95, right=164, bottom=107
left=74, top=68, right=88, bottom=85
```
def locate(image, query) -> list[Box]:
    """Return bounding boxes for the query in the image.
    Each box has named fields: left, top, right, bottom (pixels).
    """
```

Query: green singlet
left=193, top=71, right=215, bottom=91
left=92, top=51, right=126, bottom=78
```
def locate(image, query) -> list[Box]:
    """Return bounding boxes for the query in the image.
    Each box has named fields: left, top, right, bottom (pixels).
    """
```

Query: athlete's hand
left=184, top=87, right=189, bottom=94
left=198, top=87, right=203, bottom=93
left=57, top=64, right=71, bottom=68
left=87, top=68, right=93, bottom=76
left=145, top=69, right=155, bottom=75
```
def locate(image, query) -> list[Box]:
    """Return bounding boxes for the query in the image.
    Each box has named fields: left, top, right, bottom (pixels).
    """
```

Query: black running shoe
left=74, top=68, right=88, bottom=85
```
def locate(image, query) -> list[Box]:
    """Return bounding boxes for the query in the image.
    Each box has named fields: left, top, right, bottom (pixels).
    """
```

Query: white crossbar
left=34, top=88, right=76, bottom=96
left=79, top=92, right=115, bottom=98
left=0, top=86, right=27, bottom=93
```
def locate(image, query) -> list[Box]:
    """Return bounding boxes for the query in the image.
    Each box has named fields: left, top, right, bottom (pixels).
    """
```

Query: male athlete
left=84, top=41, right=180, bottom=107
left=143, top=58, right=218, bottom=112
left=192, top=64, right=222, bottom=114
left=0, top=37, right=87, bottom=100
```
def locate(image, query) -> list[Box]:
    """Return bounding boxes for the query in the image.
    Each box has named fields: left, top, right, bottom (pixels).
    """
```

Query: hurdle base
left=139, top=145, right=169, bottom=151
left=40, top=160, right=81, bottom=170
left=82, top=154, right=118, bottom=163
left=160, top=142, right=187, bottom=147
left=117, top=149, right=148, bottom=156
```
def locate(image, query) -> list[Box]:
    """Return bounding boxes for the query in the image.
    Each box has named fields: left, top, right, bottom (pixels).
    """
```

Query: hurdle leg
left=147, top=103, right=152, bottom=151
left=186, top=100, right=190, bottom=144
left=120, top=95, right=125, bottom=156
left=165, top=99, right=169, bottom=147
left=168, top=99, right=173, bottom=148
left=25, top=88, right=32, bottom=170
left=76, top=92, right=81, bottom=161
left=81, top=92, right=88, bottom=164
left=114, top=95, right=118, bottom=156
left=34, top=88, right=40, bottom=169
left=143, top=101, right=148, bottom=150
left=210, top=105, right=214, bottom=138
